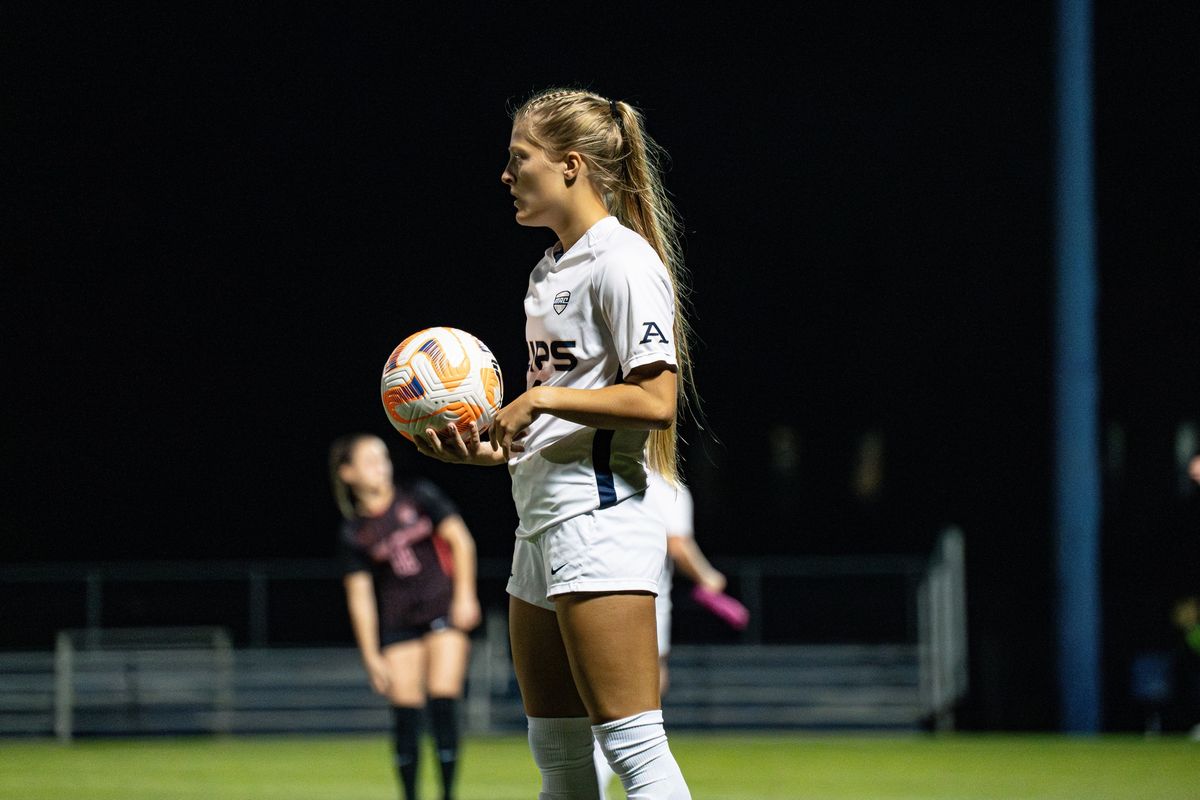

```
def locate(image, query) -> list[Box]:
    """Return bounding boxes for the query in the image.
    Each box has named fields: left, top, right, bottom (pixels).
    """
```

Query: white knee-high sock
left=593, top=737, right=617, bottom=798
left=527, top=716, right=601, bottom=800
left=592, top=710, right=690, bottom=800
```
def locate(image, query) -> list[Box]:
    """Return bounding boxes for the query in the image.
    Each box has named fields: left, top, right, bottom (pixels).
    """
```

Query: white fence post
left=917, top=527, right=968, bottom=730
left=53, top=631, right=74, bottom=743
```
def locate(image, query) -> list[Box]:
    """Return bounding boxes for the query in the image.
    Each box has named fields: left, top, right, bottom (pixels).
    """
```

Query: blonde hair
left=329, top=433, right=374, bottom=519
left=513, top=88, right=698, bottom=482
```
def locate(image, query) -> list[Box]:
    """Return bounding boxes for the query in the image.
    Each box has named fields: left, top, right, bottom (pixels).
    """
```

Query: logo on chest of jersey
left=553, top=291, right=571, bottom=315
left=527, top=340, right=578, bottom=372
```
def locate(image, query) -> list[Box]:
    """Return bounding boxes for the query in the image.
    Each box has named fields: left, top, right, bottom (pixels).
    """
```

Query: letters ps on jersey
left=527, top=340, right=579, bottom=372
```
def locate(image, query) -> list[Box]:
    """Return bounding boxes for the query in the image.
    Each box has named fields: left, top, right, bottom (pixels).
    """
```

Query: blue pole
left=1054, top=0, right=1102, bottom=732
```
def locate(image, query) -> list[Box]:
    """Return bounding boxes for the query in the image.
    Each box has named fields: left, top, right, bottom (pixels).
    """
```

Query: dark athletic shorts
left=379, top=615, right=452, bottom=648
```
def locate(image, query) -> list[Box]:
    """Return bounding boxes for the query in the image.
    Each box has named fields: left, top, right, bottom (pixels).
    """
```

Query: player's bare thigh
left=425, top=627, right=471, bottom=698
left=509, top=595, right=588, bottom=718
left=381, top=638, right=428, bottom=706
left=555, top=590, right=660, bottom=723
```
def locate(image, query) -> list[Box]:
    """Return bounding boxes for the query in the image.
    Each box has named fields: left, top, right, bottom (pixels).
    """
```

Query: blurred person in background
left=331, top=433, right=481, bottom=800
left=646, top=469, right=744, bottom=695
left=1169, top=595, right=1200, bottom=738
left=593, top=468, right=747, bottom=797
left=1182, top=452, right=1199, bottom=740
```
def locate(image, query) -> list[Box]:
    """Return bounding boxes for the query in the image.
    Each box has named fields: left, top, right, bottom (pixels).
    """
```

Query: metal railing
left=53, top=627, right=234, bottom=742
left=1, top=530, right=968, bottom=736
left=0, top=554, right=932, bottom=647
left=917, top=528, right=968, bottom=728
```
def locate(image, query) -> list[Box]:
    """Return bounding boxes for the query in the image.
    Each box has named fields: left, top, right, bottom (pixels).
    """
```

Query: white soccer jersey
left=643, top=470, right=694, bottom=540
left=509, top=216, right=677, bottom=538
left=645, top=470, right=694, bottom=604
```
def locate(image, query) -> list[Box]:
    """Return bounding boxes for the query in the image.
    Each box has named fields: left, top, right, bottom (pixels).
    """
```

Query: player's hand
left=364, top=654, right=391, bottom=696
left=489, top=391, right=535, bottom=458
left=699, top=569, right=728, bottom=594
left=450, top=594, right=482, bottom=632
left=415, top=421, right=485, bottom=464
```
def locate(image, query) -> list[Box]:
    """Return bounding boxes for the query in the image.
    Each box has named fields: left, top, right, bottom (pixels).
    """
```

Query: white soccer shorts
left=655, top=587, right=672, bottom=657
left=507, top=491, right=665, bottom=611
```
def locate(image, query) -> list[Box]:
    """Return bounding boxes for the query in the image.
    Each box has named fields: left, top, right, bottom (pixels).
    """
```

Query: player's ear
left=337, top=463, right=356, bottom=484
left=563, top=151, right=585, bottom=182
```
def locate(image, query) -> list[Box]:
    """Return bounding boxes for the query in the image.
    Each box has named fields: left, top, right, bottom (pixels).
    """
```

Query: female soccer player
left=416, top=88, right=695, bottom=799
left=331, top=433, right=481, bottom=800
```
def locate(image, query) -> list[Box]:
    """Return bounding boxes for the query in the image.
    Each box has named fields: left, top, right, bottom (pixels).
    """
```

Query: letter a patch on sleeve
left=639, top=321, right=670, bottom=344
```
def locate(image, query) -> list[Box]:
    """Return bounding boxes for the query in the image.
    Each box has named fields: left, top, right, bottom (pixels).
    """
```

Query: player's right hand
left=415, top=421, right=489, bottom=464
left=365, top=655, right=391, bottom=696
left=416, top=422, right=508, bottom=466
left=700, top=570, right=728, bottom=594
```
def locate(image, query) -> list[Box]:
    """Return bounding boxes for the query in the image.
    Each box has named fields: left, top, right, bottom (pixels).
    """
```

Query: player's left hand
left=450, top=595, right=482, bottom=632
left=489, top=391, right=535, bottom=458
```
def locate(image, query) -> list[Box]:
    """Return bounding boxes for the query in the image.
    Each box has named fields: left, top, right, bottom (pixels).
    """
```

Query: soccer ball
left=380, top=327, right=504, bottom=443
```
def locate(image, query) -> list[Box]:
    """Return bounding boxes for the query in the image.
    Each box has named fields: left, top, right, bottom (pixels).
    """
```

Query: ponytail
left=608, top=100, right=696, bottom=483
left=329, top=434, right=370, bottom=519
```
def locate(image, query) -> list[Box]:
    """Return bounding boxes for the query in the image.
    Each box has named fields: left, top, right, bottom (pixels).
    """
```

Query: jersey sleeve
left=593, top=246, right=677, bottom=376
left=337, top=520, right=372, bottom=575
left=407, top=479, right=458, bottom=527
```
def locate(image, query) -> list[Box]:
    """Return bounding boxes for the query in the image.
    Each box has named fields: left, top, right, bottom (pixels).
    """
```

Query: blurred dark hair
left=328, top=433, right=377, bottom=520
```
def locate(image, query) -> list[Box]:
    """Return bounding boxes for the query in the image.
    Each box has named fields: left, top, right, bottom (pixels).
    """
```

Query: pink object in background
left=691, top=586, right=750, bottom=631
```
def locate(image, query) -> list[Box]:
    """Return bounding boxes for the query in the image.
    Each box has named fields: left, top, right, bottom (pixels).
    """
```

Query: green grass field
left=0, top=733, right=1194, bottom=799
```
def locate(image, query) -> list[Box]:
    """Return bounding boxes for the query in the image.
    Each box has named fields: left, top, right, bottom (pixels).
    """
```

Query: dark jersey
left=339, top=479, right=457, bottom=632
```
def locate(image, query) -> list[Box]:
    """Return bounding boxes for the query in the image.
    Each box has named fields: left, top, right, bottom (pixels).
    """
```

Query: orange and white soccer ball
left=380, top=327, right=504, bottom=443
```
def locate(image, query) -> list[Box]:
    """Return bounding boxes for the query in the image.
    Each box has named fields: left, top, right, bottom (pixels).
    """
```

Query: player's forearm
left=452, top=554, right=477, bottom=602
left=668, top=538, right=708, bottom=584
left=438, top=517, right=478, bottom=600
left=344, top=576, right=381, bottom=659
left=531, top=383, right=674, bottom=431
left=669, top=537, right=725, bottom=591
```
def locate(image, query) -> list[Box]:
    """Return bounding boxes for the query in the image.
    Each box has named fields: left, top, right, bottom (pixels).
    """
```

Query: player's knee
left=588, top=698, right=651, bottom=725
left=426, top=681, right=464, bottom=700
left=426, top=675, right=464, bottom=697
left=425, top=662, right=467, bottom=697
left=386, top=682, right=425, bottom=707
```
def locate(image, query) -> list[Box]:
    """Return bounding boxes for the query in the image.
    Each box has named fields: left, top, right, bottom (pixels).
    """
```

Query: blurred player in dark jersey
left=331, top=433, right=480, bottom=800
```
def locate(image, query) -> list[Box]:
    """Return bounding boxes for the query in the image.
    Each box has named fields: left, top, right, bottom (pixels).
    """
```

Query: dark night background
left=3, top=3, right=1197, bottom=732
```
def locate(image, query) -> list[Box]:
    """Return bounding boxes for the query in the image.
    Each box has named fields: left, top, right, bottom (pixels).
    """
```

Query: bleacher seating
left=0, top=641, right=925, bottom=737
